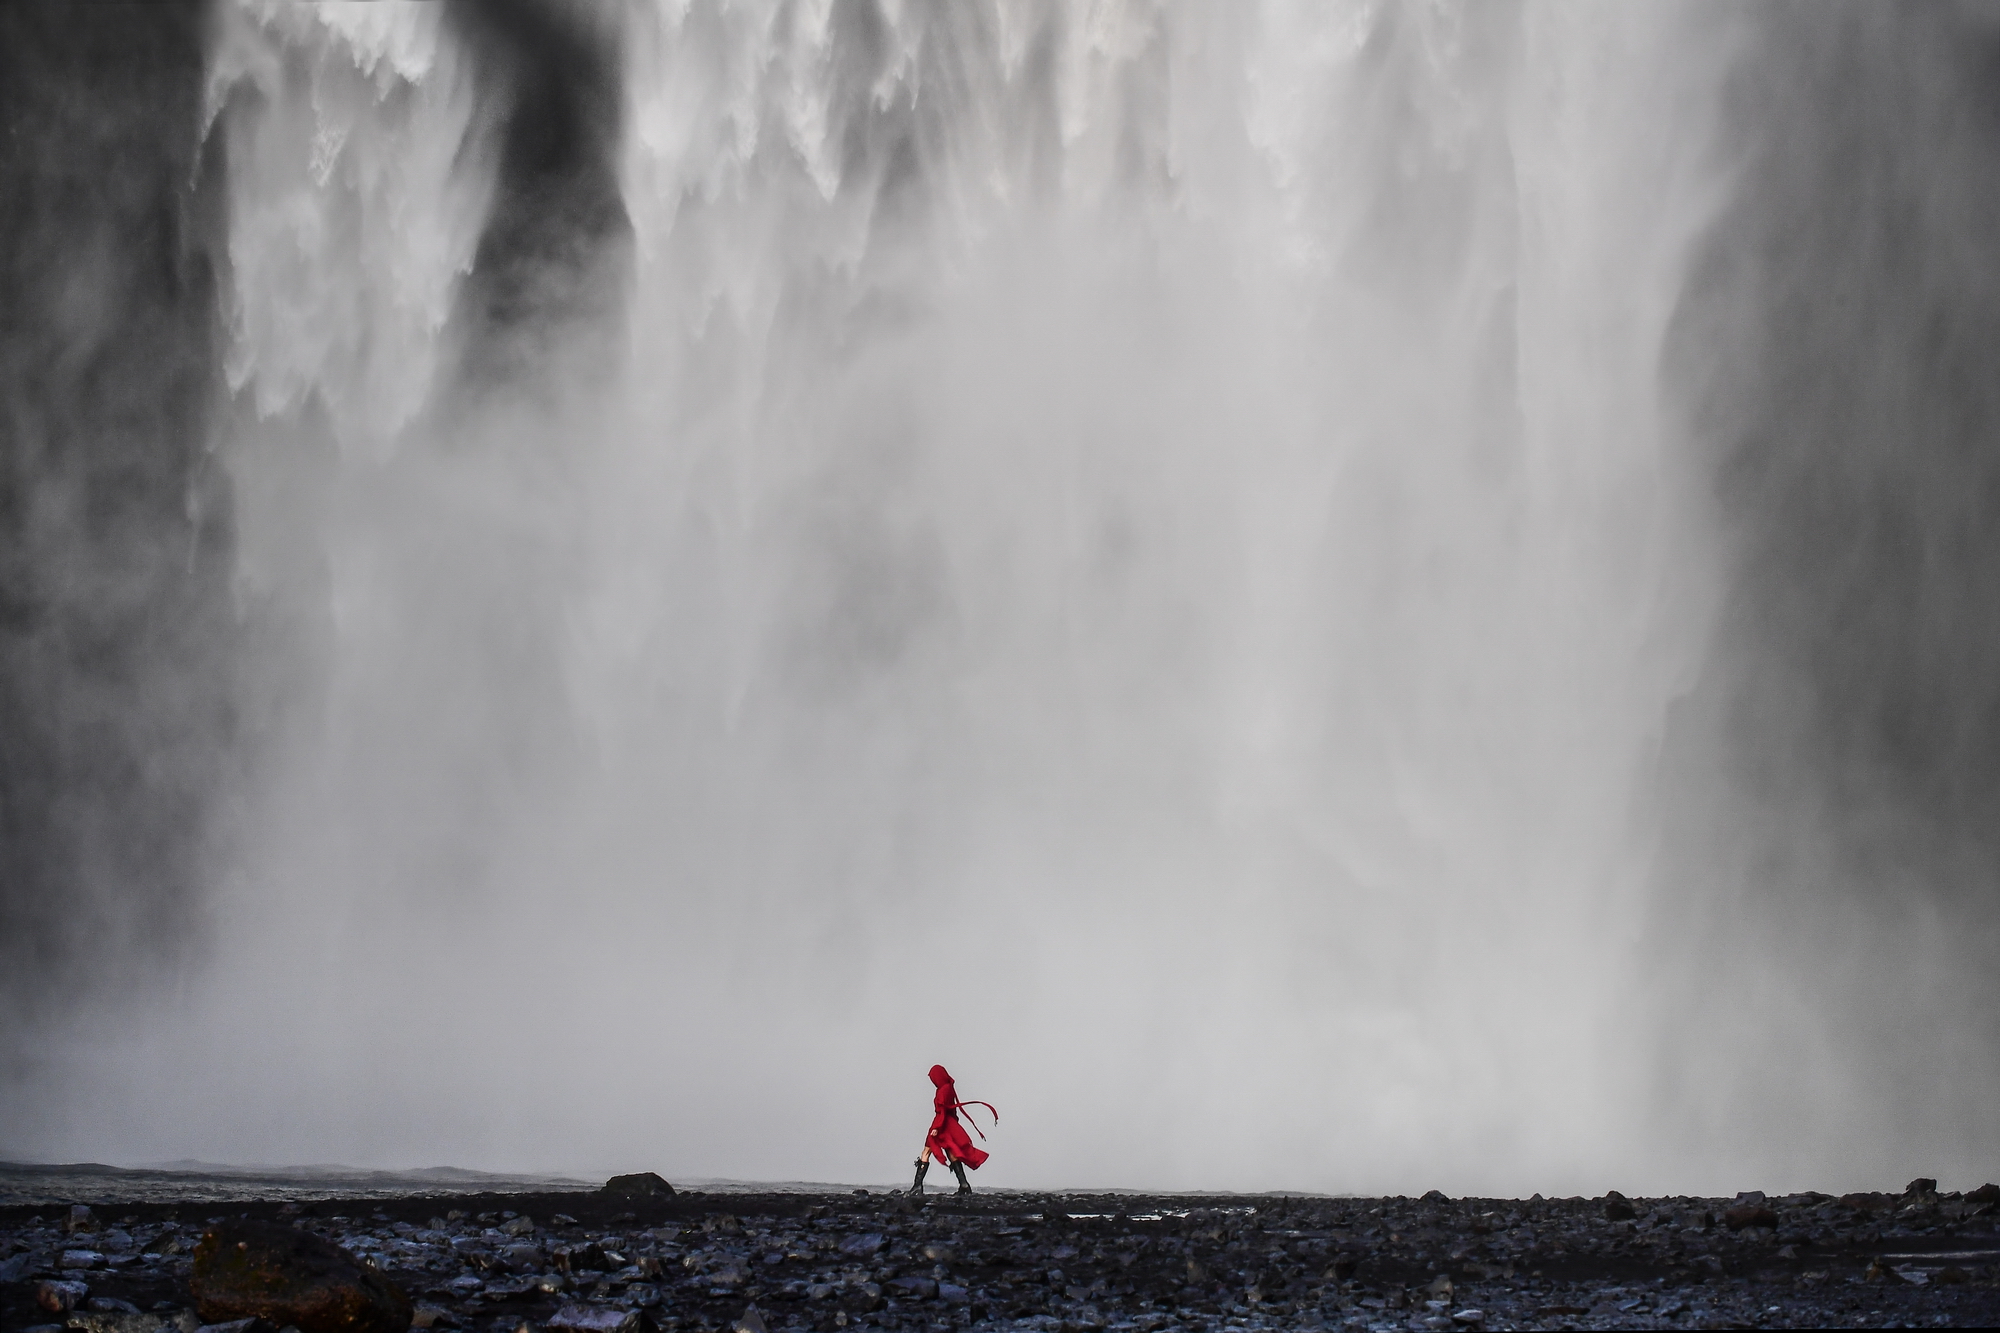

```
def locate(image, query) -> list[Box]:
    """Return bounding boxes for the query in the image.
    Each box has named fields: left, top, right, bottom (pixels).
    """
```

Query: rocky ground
left=5, top=1179, right=2000, bottom=1331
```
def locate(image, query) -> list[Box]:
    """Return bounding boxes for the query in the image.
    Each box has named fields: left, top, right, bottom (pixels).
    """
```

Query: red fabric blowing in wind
left=924, top=1064, right=990, bottom=1170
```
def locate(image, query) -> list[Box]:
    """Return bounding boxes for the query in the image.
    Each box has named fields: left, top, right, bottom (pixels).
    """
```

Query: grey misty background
left=1, top=0, right=1998, bottom=1193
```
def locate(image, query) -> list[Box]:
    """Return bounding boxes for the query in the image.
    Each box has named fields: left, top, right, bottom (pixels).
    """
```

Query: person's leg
left=948, top=1159, right=971, bottom=1194
left=909, top=1149, right=930, bottom=1195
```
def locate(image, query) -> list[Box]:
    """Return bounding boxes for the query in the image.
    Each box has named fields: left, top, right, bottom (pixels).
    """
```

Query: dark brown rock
left=190, top=1220, right=411, bottom=1333
left=1966, top=1183, right=2000, bottom=1204
left=1904, top=1178, right=1938, bottom=1196
left=1721, top=1205, right=1778, bottom=1232
left=1601, top=1195, right=1636, bottom=1222
left=600, top=1173, right=674, bottom=1199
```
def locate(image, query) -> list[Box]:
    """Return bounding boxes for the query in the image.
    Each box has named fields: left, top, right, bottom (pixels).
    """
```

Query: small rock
left=38, top=1281, right=90, bottom=1314
left=87, top=1299, right=142, bottom=1314
left=1965, top=1183, right=2000, bottom=1205
left=1425, top=1276, right=1453, bottom=1301
left=1420, top=1191, right=1448, bottom=1204
left=836, top=1234, right=884, bottom=1258
left=888, top=1276, right=936, bottom=1299
left=937, top=1283, right=968, bottom=1305
left=499, top=1245, right=542, bottom=1273
left=805, top=1285, right=835, bottom=1301
left=409, top=1308, right=453, bottom=1328
left=1732, top=1191, right=1766, bottom=1206
left=1937, top=1266, right=1972, bottom=1284
left=66, top=1207, right=99, bottom=1235
left=1905, top=1178, right=1938, bottom=1196
left=550, top=1215, right=578, bottom=1226
left=732, top=1308, right=767, bottom=1333
left=600, top=1174, right=674, bottom=1199
left=547, top=1304, right=647, bottom=1333
left=1721, top=1205, right=1777, bottom=1232
left=1602, top=1197, right=1635, bottom=1222
left=1451, top=1312, right=1484, bottom=1327
left=63, top=1315, right=150, bottom=1333
left=0, top=1254, right=29, bottom=1282
left=555, top=1244, right=606, bottom=1273
left=61, top=1252, right=105, bottom=1270
left=190, top=1221, right=411, bottom=1333
left=195, top=1317, right=274, bottom=1333
left=499, top=1217, right=534, bottom=1238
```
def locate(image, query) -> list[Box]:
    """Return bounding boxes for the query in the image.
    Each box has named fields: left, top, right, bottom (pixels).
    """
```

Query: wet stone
left=546, top=1304, right=646, bottom=1333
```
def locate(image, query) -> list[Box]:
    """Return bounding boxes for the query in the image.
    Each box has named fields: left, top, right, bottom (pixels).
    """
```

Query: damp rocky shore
left=5, top=1175, right=2000, bottom=1332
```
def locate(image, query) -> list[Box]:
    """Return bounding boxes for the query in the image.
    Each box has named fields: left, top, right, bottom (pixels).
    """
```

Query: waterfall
left=16, top=0, right=2000, bottom=1195
left=172, top=0, right=1730, bottom=1191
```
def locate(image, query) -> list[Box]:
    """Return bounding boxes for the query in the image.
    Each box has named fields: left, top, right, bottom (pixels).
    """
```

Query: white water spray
left=33, top=1, right=1751, bottom=1194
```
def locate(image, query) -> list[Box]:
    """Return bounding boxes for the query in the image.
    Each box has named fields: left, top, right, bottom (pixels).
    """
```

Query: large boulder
left=190, top=1221, right=411, bottom=1333
left=600, top=1173, right=674, bottom=1199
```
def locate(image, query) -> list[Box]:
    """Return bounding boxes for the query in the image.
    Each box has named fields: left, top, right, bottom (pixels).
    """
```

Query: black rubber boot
left=950, top=1160, right=972, bottom=1195
left=909, top=1159, right=928, bottom=1196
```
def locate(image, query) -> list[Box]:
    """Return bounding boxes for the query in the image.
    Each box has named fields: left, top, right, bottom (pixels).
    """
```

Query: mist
left=4, top=0, right=2000, bottom=1199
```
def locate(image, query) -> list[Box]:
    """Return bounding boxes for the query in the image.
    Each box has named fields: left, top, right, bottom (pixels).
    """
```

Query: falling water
left=11, top=1, right=1997, bottom=1195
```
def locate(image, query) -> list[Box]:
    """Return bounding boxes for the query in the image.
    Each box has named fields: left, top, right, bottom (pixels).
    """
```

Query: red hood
left=929, top=1064, right=952, bottom=1088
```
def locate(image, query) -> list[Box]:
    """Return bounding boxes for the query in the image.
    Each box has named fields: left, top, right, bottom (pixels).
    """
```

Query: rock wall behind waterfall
left=1656, top=1, right=2000, bottom=1177
left=0, top=3, right=232, bottom=1069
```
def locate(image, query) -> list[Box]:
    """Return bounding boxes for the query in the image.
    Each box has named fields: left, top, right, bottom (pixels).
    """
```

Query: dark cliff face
left=0, top=2, right=231, bottom=1046
left=1653, top=2, right=2000, bottom=1147
left=445, top=0, right=633, bottom=400
left=0, top=0, right=634, bottom=1065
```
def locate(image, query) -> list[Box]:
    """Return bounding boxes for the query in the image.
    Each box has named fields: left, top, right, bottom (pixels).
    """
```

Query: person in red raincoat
left=910, top=1064, right=995, bottom=1196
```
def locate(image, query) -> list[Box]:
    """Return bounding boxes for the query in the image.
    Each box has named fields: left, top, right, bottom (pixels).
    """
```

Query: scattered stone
left=190, top=1220, right=411, bottom=1333
left=731, top=1307, right=767, bottom=1333
left=600, top=1174, right=674, bottom=1199
left=61, top=1251, right=106, bottom=1269
left=38, top=1280, right=90, bottom=1313
left=1966, top=1183, right=2000, bottom=1204
left=499, top=1216, right=535, bottom=1237
left=1601, top=1196, right=1635, bottom=1222
left=66, top=1206, right=99, bottom=1234
left=1906, top=1178, right=1939, bottom=1195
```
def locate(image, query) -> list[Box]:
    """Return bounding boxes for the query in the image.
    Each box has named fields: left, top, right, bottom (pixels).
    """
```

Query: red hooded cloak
left=923, top=1064, right=991, bottom=1170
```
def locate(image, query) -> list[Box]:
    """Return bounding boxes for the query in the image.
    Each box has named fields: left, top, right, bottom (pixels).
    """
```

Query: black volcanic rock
left=601, top=1174, right=674, bottom=1199
left=190, top=1220, right=411, bottom=1333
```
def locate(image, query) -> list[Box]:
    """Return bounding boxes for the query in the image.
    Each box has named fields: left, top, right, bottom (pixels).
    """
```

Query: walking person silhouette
left=909, top=1064, right=997, bottom=1196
